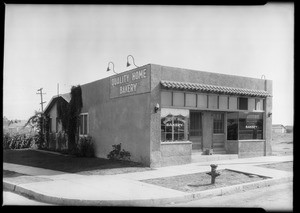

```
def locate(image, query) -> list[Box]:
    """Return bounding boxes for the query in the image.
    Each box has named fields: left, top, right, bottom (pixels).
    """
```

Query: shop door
left=212, top=113, right=226, bottom=153
left=190, top=111, right=203, bottom=150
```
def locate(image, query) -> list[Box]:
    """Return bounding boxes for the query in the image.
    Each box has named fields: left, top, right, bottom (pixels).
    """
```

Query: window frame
left=79, top=113, right=89, bottom=136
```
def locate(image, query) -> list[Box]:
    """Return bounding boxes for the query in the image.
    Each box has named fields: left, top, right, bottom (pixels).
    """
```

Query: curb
left=3, top=175, right=293, bottom=206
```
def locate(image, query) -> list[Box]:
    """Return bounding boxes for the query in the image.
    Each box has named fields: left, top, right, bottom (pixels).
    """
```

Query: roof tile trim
left=161, top=80, right=271, bottom=97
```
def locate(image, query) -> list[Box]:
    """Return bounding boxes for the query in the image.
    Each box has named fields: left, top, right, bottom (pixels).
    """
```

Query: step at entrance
left=191, top=153, right=238, bottom=163
left=213, top=147, right=226, bottom=154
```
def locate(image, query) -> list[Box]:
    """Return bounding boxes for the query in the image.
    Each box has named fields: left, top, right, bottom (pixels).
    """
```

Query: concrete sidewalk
left=3, top=155, right=293, bottom=206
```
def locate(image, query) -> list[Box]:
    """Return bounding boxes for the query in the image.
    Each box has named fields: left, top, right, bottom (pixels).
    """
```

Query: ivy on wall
left=67, top=85, right=83, bottom=151
left=57, top=98, right=69, bottom=131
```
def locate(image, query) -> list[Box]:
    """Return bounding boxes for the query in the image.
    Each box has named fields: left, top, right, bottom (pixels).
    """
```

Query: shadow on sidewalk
left=3, top=149, right=150, bottom=175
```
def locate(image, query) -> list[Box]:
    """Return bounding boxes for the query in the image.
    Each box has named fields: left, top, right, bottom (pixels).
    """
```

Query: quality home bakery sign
left=110, top=66, right=151, bottom=98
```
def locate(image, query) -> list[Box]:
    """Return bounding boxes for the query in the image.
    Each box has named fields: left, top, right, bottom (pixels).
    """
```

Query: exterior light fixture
left=268, top=112, right=272, bottom=117
left=126, top=55, right=139, bottom=68
left=154, top=103, right=160, bottom=113
left=107, top=62, right=118, bottom=74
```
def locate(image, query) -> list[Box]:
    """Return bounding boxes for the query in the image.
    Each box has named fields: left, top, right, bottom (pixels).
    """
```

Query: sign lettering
left=110, top=67, right=150, bottom=98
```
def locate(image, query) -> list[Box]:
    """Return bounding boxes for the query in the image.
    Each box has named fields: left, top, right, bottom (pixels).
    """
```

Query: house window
left=213, top=113, right=224, bottom=134
left=79, top=113, right=89, bottom=136
left=238, top=97, right=248, bottom=110
left=161, top=108, right=189, bottom=142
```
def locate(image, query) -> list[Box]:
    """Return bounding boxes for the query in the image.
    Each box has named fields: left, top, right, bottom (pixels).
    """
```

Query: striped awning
left=161, top=80, right=271, bottom=97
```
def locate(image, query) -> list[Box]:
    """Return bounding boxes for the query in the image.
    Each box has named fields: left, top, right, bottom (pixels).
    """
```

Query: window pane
left=239, top=112, right=263, bottom=140
left=166, top=133, right=172, bottom=141
left=161, top=91, right=172, bottom=106
left=227, top=112, right=238, bottom=140
left=238, top=98, right=248, bottom=110
left=185, top=93, right=196, bottom=107
left=197, top=94, right=207, bottom=108
left=173, top=92, right=184, bottom=107
left=209, top=95, right=218, bottom=109
left=84, top=115, right=88, bottom=135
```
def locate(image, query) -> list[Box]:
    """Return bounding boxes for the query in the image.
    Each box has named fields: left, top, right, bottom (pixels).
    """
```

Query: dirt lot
left=271, top=133, right=293, bottom=156
left=257, top=161, right=293, bottom=172
left=141, top=169, right=269, bottom=193
left=3, top=149, right=152, bottom=175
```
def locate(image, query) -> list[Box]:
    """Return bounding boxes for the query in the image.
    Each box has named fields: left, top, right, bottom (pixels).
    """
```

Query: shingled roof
left=161, top=80, right=271, bottom=97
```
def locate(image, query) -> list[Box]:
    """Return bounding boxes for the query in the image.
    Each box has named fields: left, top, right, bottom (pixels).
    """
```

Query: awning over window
left=161, top=80, right=271, bottom=97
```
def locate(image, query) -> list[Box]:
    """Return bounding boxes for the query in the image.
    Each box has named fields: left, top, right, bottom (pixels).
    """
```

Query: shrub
left=3, top=133, right=35, bottom=150
left=75, top=136, right=94, bottom=157
left=107, top=143, right=131, bottom=161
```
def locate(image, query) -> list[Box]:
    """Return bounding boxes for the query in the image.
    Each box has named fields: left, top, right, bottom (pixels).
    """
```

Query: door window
left=213, top=113, right=224, bottom=134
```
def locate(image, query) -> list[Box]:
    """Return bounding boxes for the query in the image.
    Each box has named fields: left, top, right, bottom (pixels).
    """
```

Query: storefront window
left=227, top=112, right=238, bottom=140
left=227, top=112, right=264, bottom=140
left=239, top=112, right=263, bottom=140
left=161, top=108, right=189, bottom=142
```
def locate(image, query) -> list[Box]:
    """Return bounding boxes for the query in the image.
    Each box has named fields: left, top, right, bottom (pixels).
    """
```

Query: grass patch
left=3, top=149, right=152, bottom=175
left=141, top=169, right=269, bottom=193
left=257, top=161, right=293, bottom=172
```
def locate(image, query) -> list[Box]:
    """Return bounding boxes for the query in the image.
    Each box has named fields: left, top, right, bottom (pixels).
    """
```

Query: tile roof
left=161, top=80, right=271, bottom=97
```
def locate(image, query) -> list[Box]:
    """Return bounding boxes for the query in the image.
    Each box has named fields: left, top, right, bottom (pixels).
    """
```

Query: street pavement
left=169, top=182, right=293, bottom=211
left=3, top=155, right=293, bottom=207
left=3, top=190, right=53, bottom=206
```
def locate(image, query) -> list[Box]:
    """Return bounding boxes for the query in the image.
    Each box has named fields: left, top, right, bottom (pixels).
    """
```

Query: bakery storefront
left=159, top=83, right=268, bottom=164
left=44, top=63, right=272, bottom=167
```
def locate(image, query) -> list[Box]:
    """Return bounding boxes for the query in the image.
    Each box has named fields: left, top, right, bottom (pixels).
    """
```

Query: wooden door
left=189, top=111, right=203, bottom=150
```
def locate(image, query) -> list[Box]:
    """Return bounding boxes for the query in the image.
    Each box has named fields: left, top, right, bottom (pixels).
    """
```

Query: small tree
left=24, top=111, right=45, bottom=148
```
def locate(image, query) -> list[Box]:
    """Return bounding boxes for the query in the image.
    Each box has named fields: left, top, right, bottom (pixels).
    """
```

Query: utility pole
left=36, top=88, right=46, bottom=113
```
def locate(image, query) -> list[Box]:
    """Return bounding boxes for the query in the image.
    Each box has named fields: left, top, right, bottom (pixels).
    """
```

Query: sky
left=3, top=3, right=294, bottom=126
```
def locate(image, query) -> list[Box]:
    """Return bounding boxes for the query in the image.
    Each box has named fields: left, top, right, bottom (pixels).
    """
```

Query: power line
left=36, top=88, right=46, bottom=112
